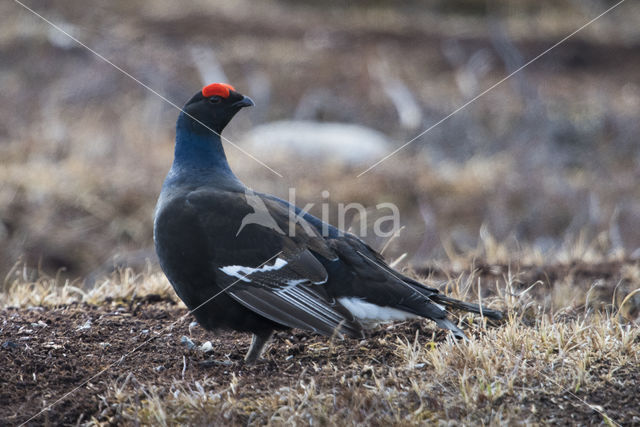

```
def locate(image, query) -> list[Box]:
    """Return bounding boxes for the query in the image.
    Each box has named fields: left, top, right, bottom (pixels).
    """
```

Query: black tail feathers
left=431, top=294, right=504, bottom=321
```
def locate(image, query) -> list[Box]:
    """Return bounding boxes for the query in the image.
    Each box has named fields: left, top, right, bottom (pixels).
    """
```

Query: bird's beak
left=233, top=96, right=255, bottom=108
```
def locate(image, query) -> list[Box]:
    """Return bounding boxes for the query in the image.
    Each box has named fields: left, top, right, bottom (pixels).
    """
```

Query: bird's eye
left=208, top=96, right=222, bottom=104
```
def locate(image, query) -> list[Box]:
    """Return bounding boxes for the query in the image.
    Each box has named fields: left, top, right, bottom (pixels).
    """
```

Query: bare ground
left=2, top=260, right=639, bottom=425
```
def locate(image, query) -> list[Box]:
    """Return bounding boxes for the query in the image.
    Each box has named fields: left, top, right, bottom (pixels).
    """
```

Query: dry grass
left=94, top=265, right=638, bottom=425
left=1, top=263, right=177, bottom=308
left=1, top=0, right=640, bottom=280
left=2, top=246, right=639, bottom=425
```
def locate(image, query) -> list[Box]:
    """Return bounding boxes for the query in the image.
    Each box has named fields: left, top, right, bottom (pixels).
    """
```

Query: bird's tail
left=434, top=317, right=468, bottom=340
left=430, top=294, right=504, bottom=321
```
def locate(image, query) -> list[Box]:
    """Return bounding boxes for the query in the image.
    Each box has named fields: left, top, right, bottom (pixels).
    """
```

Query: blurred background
left=1, top=0, right=639, bottom=283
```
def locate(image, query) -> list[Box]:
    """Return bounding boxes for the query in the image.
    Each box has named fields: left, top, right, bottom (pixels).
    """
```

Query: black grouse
left=154, top=83, right=503, bottom=363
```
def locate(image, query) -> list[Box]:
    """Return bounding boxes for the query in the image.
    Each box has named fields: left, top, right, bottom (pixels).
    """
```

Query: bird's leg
left=244, top=331, right=273, bottom=364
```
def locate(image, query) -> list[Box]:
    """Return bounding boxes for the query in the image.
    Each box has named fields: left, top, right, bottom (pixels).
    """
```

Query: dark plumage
left=154, top=83, right=503, bottom=363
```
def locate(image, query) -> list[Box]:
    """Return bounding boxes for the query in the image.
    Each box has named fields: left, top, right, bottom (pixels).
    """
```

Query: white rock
left=76, top=320, right=91, bottom=331
left=199, top=341, right=214, bottom=353
left=243, top=121, right=391, bottom=166
left=180, top=335, right=196, bottom=349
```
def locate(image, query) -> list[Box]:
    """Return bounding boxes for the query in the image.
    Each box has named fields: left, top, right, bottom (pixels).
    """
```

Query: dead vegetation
left=2, top=0, right=640, bottom=425
left=1, top=248, right=639, bottom=425
left=1, top=0, right=640, bottom=279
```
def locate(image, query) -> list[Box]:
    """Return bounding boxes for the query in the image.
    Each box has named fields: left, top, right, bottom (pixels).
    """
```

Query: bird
left=235, top=189, right=285, bottom=237
left=154, top=83, right=503, bottom=363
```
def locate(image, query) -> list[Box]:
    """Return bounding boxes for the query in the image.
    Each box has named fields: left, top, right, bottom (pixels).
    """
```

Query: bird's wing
left=327, top=236, right=446, bottom=315
left=186, top=189, right=364, bottom=338
left=325, top=236, right=471, bottom=337
left=263, top=193, right=440, bottom=291
left=330, top=235, right=503, bottom=321
left=260, top=191, right=452, bottom=322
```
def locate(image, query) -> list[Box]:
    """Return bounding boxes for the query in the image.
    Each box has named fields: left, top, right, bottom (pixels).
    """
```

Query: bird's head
left=182, top=83, right=254, bottom=133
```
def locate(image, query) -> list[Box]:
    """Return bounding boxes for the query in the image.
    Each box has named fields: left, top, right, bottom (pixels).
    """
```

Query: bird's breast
left=154, top=195, right=220, bottom=306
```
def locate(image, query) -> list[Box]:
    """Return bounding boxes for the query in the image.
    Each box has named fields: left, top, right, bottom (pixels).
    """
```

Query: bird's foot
left=244, top=331, right=273, bottom=364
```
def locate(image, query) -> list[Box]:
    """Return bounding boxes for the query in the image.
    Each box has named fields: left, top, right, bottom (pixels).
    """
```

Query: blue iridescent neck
left=168, top=112, right=243, bottom=189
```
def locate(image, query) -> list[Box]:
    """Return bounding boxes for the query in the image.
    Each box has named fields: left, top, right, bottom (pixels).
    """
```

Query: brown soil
left=0, top=263, right=640, bottom=425
left=0, top=301, right=432, bottom=425
left=3, top=304, right=638, bottom=426
left=1, top=261, right=639, bottom=425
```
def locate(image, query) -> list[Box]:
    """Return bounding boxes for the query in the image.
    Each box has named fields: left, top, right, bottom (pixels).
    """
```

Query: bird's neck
left=169, top=113, right=244, bottom=190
